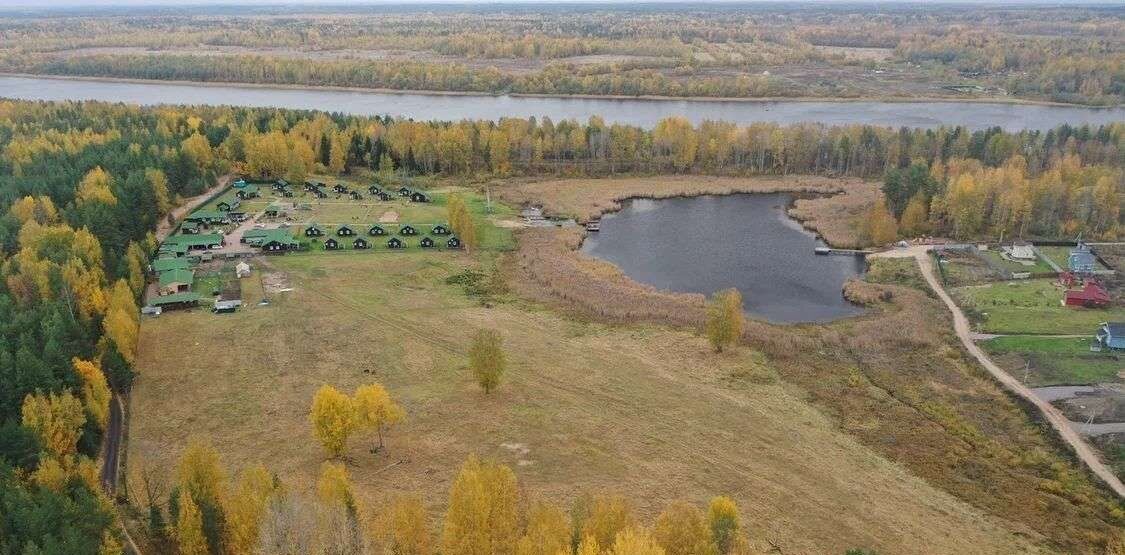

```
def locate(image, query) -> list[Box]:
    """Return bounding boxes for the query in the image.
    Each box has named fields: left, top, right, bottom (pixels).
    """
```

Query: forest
left=0, top=4, right=1120, bottom=103
left=0, top=97, right=1120, bottom=552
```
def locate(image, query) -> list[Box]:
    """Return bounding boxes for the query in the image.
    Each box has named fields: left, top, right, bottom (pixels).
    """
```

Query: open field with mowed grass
left=953, top=278, right=1125, bottom=334
left=981, top=336, right=1125, bottom=387
left=131, top=247, right=1058, bottom=555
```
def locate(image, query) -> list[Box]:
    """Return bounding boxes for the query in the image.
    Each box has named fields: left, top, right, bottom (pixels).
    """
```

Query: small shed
left=446, top=236, right=462, bottom=249
left=353, top=237, right=370, bottom=250
left=235, top=261, right=252, bottom=278
left=280, top=188, right=295, bottom=198
left=387, top=237, right=405, bottom=249
left=368, top=225, right=387, bottom=236
left=400, top=225, right=417, bottom=236
left=1065, top=282, right=1110, bottom=308
left=314, top=189, right=328, bottom=199
left=149, top=292, right=201, bottom=311
left=324, top=238, right=340, bottom=250
left=398, top=186, right=412, bottom=197
left=274, top=179, right=289, bottom=190
left=350, top=191, right=363, bottom=201
left=420, top=236, right=435, bottom=248
left=333, top=183, right=349, bottom=194
left=410, top=191, right=431, bottom=203
left=431, top=224, right=450, bottom=235
left=337, top=225, right=356, bottom=237
left=216, top=199, right=240, bottom=212
left=1096, top=322, right=1125, bottom=350
left=264, top=204, right=281, bottom=218
left=377, top=192, right=392, bottom=201
left=180, top=221, right=201, bottom=235
left=233, top=178, right=248, bottom=188
left=368, top=185, right=382, bottom=195
left=212, top=299, right=242, bottom=314
left=236, top=185, right=260, bottom=199
left=305, top=225, right=324, bottom=237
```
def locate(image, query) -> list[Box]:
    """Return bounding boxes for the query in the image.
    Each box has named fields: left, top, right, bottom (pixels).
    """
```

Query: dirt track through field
left=875, top=247, right=1125, bottom=498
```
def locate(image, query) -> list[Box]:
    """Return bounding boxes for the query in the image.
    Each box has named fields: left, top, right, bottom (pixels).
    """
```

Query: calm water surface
left=581, top=193, right=866, bottom=324
left=0, top=76, right=1121, bottom=130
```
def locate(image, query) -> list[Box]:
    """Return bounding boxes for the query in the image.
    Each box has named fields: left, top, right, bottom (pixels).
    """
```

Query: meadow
left=981, top=336, right=1123, bottom=386
left=952, top=278, right=1125, bottom=334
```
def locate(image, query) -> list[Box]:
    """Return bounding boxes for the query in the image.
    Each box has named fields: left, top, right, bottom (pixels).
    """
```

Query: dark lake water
left=580, top=193, right=867, bottom=323
left=0, top=75, right=1121, bottom=130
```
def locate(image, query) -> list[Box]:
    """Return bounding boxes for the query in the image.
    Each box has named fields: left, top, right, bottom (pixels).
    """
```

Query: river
left=580, top=193, right=867, bottom=324
left=0, top=75, right=1121, bottom=130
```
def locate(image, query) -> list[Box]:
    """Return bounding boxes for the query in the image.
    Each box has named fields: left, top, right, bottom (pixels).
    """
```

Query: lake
left=580, top=193, right=867, bottom=324
left=0, top=75, right=1122, bottom=130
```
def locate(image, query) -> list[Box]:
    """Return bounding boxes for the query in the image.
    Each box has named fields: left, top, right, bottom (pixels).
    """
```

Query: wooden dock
left=814, top=247, right=873, bottom=256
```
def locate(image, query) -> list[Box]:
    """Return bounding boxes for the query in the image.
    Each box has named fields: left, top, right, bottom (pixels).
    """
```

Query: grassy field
left=131, top=248, right=1069, bottom=555
left=980, top=336, right=1124, bottom=386
left=979, top=249, right=1055, bottom=274
left=952, top=278, right=1125, bottom=334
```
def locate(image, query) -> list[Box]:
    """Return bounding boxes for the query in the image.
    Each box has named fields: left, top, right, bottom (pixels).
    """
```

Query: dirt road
left=154, top=174, right=232, bottom=242
left=873, top=246, right=1125, bottom=498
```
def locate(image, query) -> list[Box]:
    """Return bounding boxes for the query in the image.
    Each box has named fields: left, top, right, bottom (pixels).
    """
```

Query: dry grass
left=494, top=175, right=875, bottom=248
left=132, top=250, right=1062, bottom=555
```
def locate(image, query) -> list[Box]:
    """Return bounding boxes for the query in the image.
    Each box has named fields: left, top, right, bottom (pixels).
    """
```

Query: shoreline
left=1, top=72, right=1119, bottom=109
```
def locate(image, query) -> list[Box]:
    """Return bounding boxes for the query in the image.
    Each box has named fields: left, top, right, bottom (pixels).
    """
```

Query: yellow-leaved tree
left=469, top=329, right=506, bottom=394
left=316, top=461, right=364, bottom=555
left=176, top=491, right=209, bottom=555
left=181, top=133, right=214, bottom=170
left=706, top=497, right=741, bottom=555
left=373, top=495, right=432, bottom=555
left=21, top=391, right=85, bottom=458
left=609, top=528, right=665, bottom=555
left=353, top=383, right=405, bottom=454
left=175, top=436, right=227, bottom=511
left=76, top=166, right=118, bottom=206
left=9, top=195, right=58, bottom=225
left=103, top=279, right=140, bottom=364
left=442, top=455, right=520, bottom=555
left=516, top=502, right=571, bottom=555
left=898, top=192, right=930, bottom=237
left=705, top=288, right=744, bottom=353
left=309, top=385, right=357, bottom=458
left=653, top=502, right=714, bottom=555
left=72, top=358, right=112, bottom=430
left=863, top=196, right=899, bottom=246
left=223, top=463, right=277, bottom=555
left=580, top=496, right=636, bottom=549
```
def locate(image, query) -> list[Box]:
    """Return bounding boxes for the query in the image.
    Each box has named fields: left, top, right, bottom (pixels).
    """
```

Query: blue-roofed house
left=1069, top=242, right=1097, bottom=273
left=1095, top=322, right=1125, bottom=351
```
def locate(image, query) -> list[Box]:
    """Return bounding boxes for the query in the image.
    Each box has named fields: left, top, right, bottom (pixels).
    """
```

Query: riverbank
left=2, top=72, right=1118, bottom=109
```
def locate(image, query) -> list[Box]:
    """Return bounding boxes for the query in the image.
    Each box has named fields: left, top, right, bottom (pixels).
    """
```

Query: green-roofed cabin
left=447, top=236, right=462, bottom=249
left=264, top=205, right=281, bottom=218
left=387, top=237, right=405, bottom=249
left=158, top=268, right=194, bottom=295
left=236, top=184, right=260, bottom=199
left=398, top=186, right=412, bottom=197
left=368, top=225, right=386, bottom=236
left=149, top=291, right=201, bottom=310
left=410, top=191, right=431, bottom=203
left=305, top=225, right=324, bottom=237
left=324, top=238, right=340, bottom=250
left=151, top=258, right=190, bottom=274
left=233, top=178, right=247, bottom=188
left=180, top=221, right=201, bottom=234
left=337, top=225, right=355, bottom=237
left=420, top=236, right=435, bottom=248
left=400, top=225, right=417, bottom=236
left=431, top=224, right=450, bottom=235
left=353, top=237, right=370, bottom=250
left=216, top=199, right=240, bottom=212
left=368, top=185, right=382, bottom=195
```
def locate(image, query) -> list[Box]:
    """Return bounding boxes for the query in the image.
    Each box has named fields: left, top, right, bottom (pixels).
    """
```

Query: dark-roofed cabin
left=149, top=292, right=202, bottom=311
left=368, top=185, right=382, bottom=195
left=350, top=191, right=362, bottom=201
left=216, top=199, right=240, bottom=212
left=398, top=186, right=412, bottom=197
left=305, top=225, right=324, bottom=237
left=387, top=237, right=405, bottom=249
left=274, top=179, right=289, bottom=190
left=264, top=205, right=280, bottom=218
left=280, top=188, right=295, bottom=197
left=353, top=237, right=370, bottom=249
left=377, top=192, right=392, bottom=201
left=180, top=221, right=201, bottom=234
left=304, top=180, right=324, bottom=192
left=236, top=185, right=260, bottom=199
left=400, top=225, right=417, bottom=236
left=410, top=191, right=431, bottom=203
left=324, top=238, right=340, bottom=250
left=431, top=224, right=450, bottom=235
left=446, top=236, right=462, bottom=249
left=262, top=239, right=297, bottom=253
left=368, top=225, right=387, bottom=236
left=333, top=183, right=348, bottom=193
left=314, top=189, right=328, bottom=199
left=337, top=225, right=355, bottom=237
left=420, top=236, right=435, bottom=248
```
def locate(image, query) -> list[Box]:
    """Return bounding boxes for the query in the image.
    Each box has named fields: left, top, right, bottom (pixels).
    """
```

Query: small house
left=151, top=257, right=190, bottom=275
left=398, top=186, right=412, bottom=197
left=446, top=236, right=462, bottom=249
left=353, top=237, right=370, bottom=250
left=158, top=268, right=194, bottom=296
left=368, top=225, right=387, bottom=236
left=212, top=300, right=242, bottom=314
left=314, top=189, right=329, bottom=199
left=387, top=237, right=405, bottom=249
left=305, top=225, right=324, bottom=237
left=149, top=291, right=201, bottom=311
left=368, top=185, right=382, bottom=195
left=280, top=187, right=295, bottom=198
left=236, top=184, right=260, bottom=199
left=333, top=183, right=349, bottom=194
left=180, top=221, right=201, bottom=235
left=324, top=238, right=340, bottom=250
left=304, top=180, right=324, bottom=192
left=216, top=198, right=240, bottom=212
left=235, top=261, right=252, bottom=278
left=1069, top=242, right=1097, bottom=273
left=264, top=204, right=281, bottom=218
left=377, top=192, right=392, bottom=201
left=337, top=225, right=356, bottom=237
left=420, top=236, right=435, bottom=248
left=1096, top=322, right=1125, bottom=351
left=274, top=179, right=289, bottom=190
left=1065, top=282, right=1110, bottom=308
left=431, top=224, right=450, bottom=235
left=350, top=191, right=363, bottom=201
left=260, top=232, right=299, bottom=253
left=410, top=191, right=430, bottom=203
left=233, top=178, right=248, bottom=188
left=228, top=211, right=248, bottom=223
left=400, top=225, right=417, bottom=236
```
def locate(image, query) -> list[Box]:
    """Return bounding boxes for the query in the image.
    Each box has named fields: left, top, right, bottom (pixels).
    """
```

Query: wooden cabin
left=337, top=225, right=356, bottom=237
left=431, top=224, right=450, bottom=235
left=400, top=225, right=418, bottom=236
left=274, top=179, right=289, bottom=190
left=216, top=199, right=240, bottom=212
left=314, top=189, right=329, bottom=199
left=368, top=185, right=382, bottom=195
left=410, top=191, right=431, bottom=203
left=446, top=236, right=462, bottom=249
left=1065, top=282, right=1110, bottom=308
left=305, top=225, right=325, bottom=237
left=280, top=188, right=295, bottom=198
left=377, top=192, right=392, bottom=201
left=368, top=225, right=387, bottom=236
left=235, top=185, right=260, bottom=199
left=350, top=191, right=363, bottom=201
left=333, top=183, right=349, bottom=194
left=180, top=221, right=201, bottom=235
left=353, top=237, right=370, bottom=250
left=420, top=236, right=435, bottom=248
left=324, top=238, right=340, bottom=250
left=387, top=237, right=405, bottom=249
left=398, top=186, right=412, bottom=197
left=264, top=205, right=281, bottom=218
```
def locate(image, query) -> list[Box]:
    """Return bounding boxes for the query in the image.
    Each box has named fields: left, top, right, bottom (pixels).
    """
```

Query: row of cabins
left=242, top=226, right=460, bottom=252
left=235, top=177, right=294, bottom=198
left=303, top=223, right=450, bottom=238
left=323, top=235, right=461, bottom=250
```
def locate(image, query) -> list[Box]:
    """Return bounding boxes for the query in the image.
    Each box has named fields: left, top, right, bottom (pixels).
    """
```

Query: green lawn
left=980, top=335, right=1124, bottom=386
left=953, top=278, right=1125, bottom=334
left=979, top=249, right=1055, bottom=274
